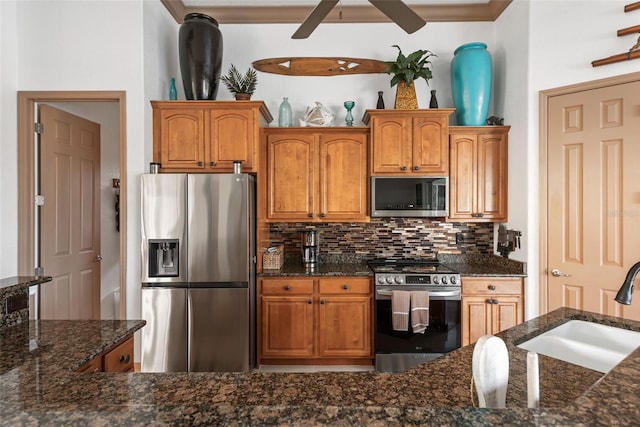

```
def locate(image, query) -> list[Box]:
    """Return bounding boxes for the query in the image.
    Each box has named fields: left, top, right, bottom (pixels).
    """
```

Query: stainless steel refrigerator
left=140, top=173, right=256, bottom=372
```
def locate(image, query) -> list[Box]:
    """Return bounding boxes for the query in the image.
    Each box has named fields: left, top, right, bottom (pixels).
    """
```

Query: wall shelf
left=592, top=1, right=640, bottom=67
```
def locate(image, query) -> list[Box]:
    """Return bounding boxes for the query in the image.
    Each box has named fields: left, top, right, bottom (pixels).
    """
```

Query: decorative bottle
left=169, top=78, right=178, bottom=100
left=376, top=91, right=385, bottom=109
left=429, top=90, right=438, bottom=108
left=278, top=97, right=293, bottom=127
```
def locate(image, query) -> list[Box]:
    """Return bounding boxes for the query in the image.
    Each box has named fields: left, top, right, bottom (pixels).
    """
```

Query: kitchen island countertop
left=1, top=307, right=638, bottom=425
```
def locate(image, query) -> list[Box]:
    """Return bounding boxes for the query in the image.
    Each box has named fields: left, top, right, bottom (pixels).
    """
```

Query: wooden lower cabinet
left=461, top=277, right=524, bottom=346
left=76, top=336, right=134, bottom=373
left=258, top=277, right=373, bottom=365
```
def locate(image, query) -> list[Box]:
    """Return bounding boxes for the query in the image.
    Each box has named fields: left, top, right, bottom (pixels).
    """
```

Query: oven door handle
left=375, top=289, right=461, bottom=298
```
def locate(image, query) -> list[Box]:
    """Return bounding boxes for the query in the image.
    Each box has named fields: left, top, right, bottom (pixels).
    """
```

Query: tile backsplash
left=268, top=219, right=494, bottom=261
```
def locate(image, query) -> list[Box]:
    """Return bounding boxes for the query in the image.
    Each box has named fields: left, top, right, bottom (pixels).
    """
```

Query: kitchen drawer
left=318, top=278, right=371, bottom=295
left=76, top=356, right=103, bottom=373
left=261, top=279, right=314, bottom=295
left=103, top=336, right=134, bottom=373
left=462, top=277, right=523, bottom=295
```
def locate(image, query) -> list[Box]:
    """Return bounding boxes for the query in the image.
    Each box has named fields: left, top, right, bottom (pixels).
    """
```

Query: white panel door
left=547, top=81, right=640, bottom=320
left=40, top=104, right=101, bottom=320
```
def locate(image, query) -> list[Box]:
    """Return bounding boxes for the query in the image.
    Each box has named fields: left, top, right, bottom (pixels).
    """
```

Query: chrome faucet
left=615, top=261, right=640, bottom=305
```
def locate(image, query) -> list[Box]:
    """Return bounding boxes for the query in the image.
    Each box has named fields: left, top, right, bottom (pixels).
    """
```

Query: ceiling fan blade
left=368, top=0, right=426, bottom=34
left=292, top=0, right=339, bottom=39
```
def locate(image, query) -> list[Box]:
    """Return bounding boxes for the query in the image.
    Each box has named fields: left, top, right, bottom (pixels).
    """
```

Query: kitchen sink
left=517, top=320, right=640, bottom=373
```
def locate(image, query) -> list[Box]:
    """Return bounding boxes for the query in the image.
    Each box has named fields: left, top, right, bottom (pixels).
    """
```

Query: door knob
left=551, top=269, right=571, bottom=277
left=94, top=255, right=102, bottom=262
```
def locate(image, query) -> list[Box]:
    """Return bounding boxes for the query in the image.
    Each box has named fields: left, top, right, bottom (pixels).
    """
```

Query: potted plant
left=220, top=64, right=258, bottom=100
left=385, top=45, right=436, bottom=109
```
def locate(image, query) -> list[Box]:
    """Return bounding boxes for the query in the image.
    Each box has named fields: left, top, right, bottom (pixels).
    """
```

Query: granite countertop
left=259, top=254, right=526, bottom=278
left=1, top=308, right=639, bottom=425
left=0, top=275, right=52, bottom=292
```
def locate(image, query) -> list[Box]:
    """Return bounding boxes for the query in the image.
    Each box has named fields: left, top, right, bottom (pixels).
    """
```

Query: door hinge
left=34, top=122, right=44, bottom=134
left=35, top=195, right=45, bottom=206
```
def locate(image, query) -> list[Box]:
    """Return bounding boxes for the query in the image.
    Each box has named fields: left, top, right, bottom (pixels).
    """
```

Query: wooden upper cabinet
left=209, top=107, right=255, bottom=170
left=449, top=126, right=509, bottom=222
left=266, top=132, right=316, bottom=221
left=364, top=109, right=454, bottom=176
left=152, top=100, right=272, bottom=173
left=156, top=107, right=206, bottom=170
left=318, top=133, right=368, bottom=221
left=265, top=128, right=369, bottom=222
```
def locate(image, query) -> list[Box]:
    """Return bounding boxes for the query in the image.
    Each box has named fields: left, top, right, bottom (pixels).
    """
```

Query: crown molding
left=161, top=0, right=512, bottom=24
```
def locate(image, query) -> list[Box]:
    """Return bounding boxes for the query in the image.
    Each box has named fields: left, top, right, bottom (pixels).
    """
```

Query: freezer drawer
left=188, top=286, right=250, bottom=372
left=141, top=287, right=188, bottom=372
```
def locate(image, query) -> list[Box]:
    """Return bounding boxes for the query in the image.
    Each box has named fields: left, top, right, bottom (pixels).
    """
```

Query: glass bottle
left=278, top=97, right=292, bottom=127
left=169, top=77, right=178, bottom=100
left=376, top=91, right=385, bottom=109
left=344, top=101, right=355, bottom=126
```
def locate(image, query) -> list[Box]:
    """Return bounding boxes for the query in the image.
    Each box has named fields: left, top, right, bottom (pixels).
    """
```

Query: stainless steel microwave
left=371, top=176, right=448, bottom=217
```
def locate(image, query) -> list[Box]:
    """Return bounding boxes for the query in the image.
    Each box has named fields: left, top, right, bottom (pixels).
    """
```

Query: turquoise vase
left=450, top=42, right=492, bottom=126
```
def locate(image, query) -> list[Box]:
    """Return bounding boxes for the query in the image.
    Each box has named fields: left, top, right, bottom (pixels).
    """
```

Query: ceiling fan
left=292, top=0, right=427, bottom=39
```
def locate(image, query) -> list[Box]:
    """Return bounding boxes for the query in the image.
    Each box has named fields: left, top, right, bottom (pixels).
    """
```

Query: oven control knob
left=441, top=276, right=448, bottom=284
left=377, top=276, right=386, bottom=285
left=433, top=276, right=440, bottom=284
left=450, top=276, right=458, bottom=285
left=386, top=276, right=394, bottom=284
left=395, top=276, right=404, bottom=284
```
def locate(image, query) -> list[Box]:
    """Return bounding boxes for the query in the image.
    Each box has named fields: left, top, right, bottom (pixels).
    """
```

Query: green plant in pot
left=385, top=45, right=436, bottom=109
left=220, top=64, right=258, bottom=100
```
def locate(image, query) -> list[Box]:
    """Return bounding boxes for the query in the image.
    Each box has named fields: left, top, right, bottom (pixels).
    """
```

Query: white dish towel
left=410, top=291, right=430, bottom=334
left=392, top=290, right=411, bottom=331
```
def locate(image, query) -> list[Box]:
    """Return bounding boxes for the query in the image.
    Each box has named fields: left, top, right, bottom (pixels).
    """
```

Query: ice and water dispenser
left=148, top=239, right=180, bottom=277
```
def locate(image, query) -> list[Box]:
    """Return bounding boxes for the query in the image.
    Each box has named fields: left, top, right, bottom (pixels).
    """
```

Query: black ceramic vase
left=179, top=13, right=223, bottom=100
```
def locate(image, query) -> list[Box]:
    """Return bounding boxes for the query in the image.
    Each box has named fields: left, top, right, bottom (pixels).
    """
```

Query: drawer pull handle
left=119, top=354, right=131, bottom=364
left=284, top=285, right=291, bottom=291
left=342, top=284, right=349, bottom=290
left=488, top=285, right=496, bottom=291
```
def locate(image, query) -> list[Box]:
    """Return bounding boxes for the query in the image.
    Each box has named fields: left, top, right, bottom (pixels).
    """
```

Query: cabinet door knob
left=413, top=166, right=420, bottom=171
left=210, top=161, right=216, bottom=167
left=284, top=285, right=291, bottom=291
left=320, top=299, right=326, bottom=305
left=320, top=213, right=326, bottom=218
left=342, top=284, right=349, bottom=290
left=119, top=354, right=131, bottom=364
left=308, top=213, right=315, bottom=218
left=488, top=284, right=496, bottom=291
left=197, top=161, right=203, bottom=166
left=485, top=298, right=492, bottom=304
left=307, top=299, right=313, bottom=304
left=401, top=166, right=407, bottom=171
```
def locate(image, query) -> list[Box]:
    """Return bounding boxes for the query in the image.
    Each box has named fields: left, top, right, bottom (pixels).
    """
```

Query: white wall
left=494, top=2, right=532, bottom=315
left=0, top=1, right=19, bottom=279
left=217, top=22, right=495, bottom=123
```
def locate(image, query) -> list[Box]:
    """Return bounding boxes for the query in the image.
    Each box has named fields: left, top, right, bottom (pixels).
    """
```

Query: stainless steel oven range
left=368, top=259, right=461, bottom=373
